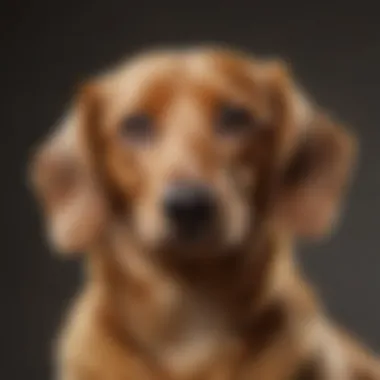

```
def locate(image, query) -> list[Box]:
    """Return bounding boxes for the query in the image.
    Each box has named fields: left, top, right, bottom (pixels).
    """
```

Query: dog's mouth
left=167, top=225, right=219, bottom=255
left=161, top=216, right=247, bottom=261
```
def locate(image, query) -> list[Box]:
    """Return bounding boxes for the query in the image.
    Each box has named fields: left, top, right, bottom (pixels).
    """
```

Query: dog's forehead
left=102, top=48, right=252, bottom=84
left=95, top=48, right=279, bottom=122
left=98, top=49, right=277, bottom=98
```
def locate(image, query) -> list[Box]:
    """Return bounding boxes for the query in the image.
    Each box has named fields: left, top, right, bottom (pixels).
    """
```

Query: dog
left=29, top=46, right=380, bottom=379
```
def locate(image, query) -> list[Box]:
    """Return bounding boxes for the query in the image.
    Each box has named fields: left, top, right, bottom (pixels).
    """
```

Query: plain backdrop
left=1, top=1, right=379, bottom=379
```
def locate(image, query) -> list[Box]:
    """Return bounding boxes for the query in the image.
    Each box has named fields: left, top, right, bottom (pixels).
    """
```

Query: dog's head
left=29, top=47, right=356, bottom=260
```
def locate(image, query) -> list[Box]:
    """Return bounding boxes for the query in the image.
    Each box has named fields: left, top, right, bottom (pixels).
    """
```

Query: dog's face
left=88, top=50, right=288, bottom=255
left=30, top=48, right=356, bottom=260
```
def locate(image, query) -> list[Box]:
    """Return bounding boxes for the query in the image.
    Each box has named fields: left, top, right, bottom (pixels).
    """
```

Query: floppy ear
left=29, top=87, right=108, bottom=254
left=273, top=69, right=358, bottom=240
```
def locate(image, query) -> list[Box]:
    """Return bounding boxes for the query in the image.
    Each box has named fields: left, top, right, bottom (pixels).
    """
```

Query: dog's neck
left=85, top=226, right=307, bottom=377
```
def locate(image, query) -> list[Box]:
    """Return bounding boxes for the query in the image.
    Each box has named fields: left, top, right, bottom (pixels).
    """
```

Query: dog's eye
left=216, top=104, right=255, bottom=136
left=120, top=113, right=154, bottom=144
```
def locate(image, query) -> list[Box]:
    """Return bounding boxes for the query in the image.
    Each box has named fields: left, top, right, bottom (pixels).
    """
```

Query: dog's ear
left=267, top=64, right=358, bottom=240
left=28, top=86, right=108, bottom=255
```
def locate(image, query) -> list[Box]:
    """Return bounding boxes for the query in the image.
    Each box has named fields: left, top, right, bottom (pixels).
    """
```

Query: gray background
left=1, top=1, right=379, bottom=379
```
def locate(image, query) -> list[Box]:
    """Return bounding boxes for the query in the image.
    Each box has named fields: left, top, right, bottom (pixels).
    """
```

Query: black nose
left=163, top=182, right=216, bottom=239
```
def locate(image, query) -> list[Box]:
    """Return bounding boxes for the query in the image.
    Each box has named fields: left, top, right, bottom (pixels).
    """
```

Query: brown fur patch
left=292, top=356, right=321, bottom=380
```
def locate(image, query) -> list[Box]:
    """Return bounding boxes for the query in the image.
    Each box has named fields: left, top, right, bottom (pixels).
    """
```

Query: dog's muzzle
left=163, top=181, right=216, bottom=241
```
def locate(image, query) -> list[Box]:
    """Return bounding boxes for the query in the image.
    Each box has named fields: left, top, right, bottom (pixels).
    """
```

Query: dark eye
left=216, top=104, right=255, bottom=135
left=120, top=113, right=154, bottom=144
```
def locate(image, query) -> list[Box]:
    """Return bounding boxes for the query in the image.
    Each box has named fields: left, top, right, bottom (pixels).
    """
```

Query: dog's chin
left=134, top=217, right=248, bottom=262
left=154, top=228, right=245, bottom=263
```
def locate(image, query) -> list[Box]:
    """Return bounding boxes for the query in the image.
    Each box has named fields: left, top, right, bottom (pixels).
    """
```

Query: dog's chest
left=127, top=290, right=293, bottom=379
left=155, top=303, right=237, bottom=379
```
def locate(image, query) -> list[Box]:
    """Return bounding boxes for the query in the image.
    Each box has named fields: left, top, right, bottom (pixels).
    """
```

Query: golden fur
left=30, top=46, right=380, bottom=379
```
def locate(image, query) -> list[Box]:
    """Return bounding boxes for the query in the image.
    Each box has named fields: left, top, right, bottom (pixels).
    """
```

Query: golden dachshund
left=30, top=46, right=380, bottom=379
